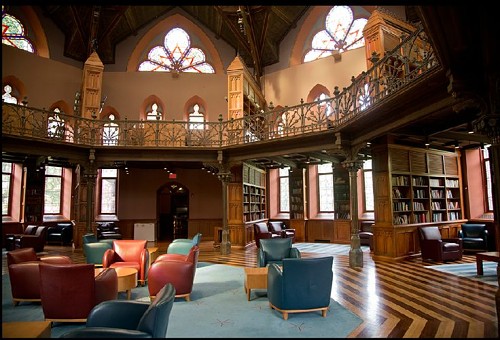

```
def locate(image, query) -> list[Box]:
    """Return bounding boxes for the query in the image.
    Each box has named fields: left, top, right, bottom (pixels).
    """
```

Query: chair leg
left=282, top=311, right=288, bottom=320
left=322, top=309, right=328, bottom=317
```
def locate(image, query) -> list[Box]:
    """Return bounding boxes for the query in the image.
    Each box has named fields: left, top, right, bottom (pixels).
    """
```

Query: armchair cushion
left=267, top=257, right=334, bottom=320
left=60, top=283, right=176, bottom=338
left=257, top=237, right=301, bottom=267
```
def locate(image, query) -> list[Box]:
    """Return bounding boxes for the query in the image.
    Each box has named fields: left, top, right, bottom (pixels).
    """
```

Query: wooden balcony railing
left=2, top=25, right=438, bottom=149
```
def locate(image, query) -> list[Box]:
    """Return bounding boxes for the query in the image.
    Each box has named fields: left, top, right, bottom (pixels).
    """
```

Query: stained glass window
left=304, top=6, right=367, bottom=63
left=2, top=9, right=35, bottom=53
left=138, top=27, right=214, bottom=73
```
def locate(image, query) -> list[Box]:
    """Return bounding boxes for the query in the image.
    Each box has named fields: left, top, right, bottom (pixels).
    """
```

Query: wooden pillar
left=218, top=171, right=232, bottom=255
left=343, top=159, right=364, bottom=268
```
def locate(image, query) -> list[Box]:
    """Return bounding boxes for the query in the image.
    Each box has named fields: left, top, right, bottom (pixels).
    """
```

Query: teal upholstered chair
left=458, top=223, right=488, bottom=252
left=257, top=237, right=301, bottom=267
left=167, top=233, right=202, bottom=255
left=267, top=256, right=333, bottom=320
left=60, top=283, right=176, bottom=338
left=82, top=233, right=114, bottom=266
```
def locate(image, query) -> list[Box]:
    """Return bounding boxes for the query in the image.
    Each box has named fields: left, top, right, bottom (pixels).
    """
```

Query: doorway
left=157, top=182, right=189, bottom=241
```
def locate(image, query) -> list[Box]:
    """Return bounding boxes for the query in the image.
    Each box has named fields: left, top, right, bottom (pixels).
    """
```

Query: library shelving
left=242, top=163, right=266, bottom=223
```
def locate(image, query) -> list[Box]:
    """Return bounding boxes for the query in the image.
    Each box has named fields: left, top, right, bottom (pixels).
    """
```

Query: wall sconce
left=467, top=122, right=474, bottom=134
left=454, top=141, right=460, bottom=149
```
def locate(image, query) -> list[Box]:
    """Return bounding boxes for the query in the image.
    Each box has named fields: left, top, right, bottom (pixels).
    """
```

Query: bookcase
left=372, top=142, right=465, bottom=260
left=391, top=174, right=462, bottom=225
left=242, top=163, right=266, bottom=223
left=289, top=168, right=306, bottom=219
left=333, top=167, right=350, bottom=219
left=24, top=167, right=44, bottom=223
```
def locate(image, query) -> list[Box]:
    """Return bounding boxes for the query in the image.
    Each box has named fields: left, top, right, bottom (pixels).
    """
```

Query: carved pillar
left=83, top=149, right=98, bottom=235
left=342, top=158, right=365, bottom=268
left=217, top=171, right=232, bottom=255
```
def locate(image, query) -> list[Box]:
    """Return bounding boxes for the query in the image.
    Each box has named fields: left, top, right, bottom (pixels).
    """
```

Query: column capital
left=217, top=172, right=232, bottom=183
left=342, top=159, right=364, bottom=172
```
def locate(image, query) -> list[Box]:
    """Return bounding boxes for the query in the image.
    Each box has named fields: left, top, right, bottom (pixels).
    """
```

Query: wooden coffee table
left=244, top=267, right=268, bottom=301
left=2, top=321, right=51, bottom=338
left=95, top=267, right=138, bottom=299
left=475, top=251, right=500, bottom=275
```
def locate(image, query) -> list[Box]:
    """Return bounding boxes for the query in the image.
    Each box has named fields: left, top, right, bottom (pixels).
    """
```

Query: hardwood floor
left=3, top=241, right=498, bottom=338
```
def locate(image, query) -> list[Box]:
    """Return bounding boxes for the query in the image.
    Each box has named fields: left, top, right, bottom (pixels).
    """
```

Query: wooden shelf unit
left=24, top=167, right=44, bottom=223
left=289, top=168, right=306, bottom=220
left=372, top=142, right=465, bottom=260
left=242, top=163, right=266, bottom=223
left=333, top=167, right=350, bottom=220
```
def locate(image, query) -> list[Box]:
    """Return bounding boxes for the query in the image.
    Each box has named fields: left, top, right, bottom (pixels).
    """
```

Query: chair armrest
left=60, top=328, right=151, bottom=338
left=102, top=249, right=116, bottom=267
left=267, top=263, right=284, bottom=306
left=257, top=248, right=266, bottom=267
left=86, top=300, right=150, bottom=329
left=458, top=230, right=464, bottom=238
left=289, top=247, right=301, bottom=259
left=39, top=256, right=73, bottom=264
left=442, top=238, right=461, bottom=244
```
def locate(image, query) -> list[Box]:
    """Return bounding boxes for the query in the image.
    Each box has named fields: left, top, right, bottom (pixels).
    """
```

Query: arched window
left=138, top=27, right=214, bottom=73
left=103, top=114, right=119, bottom=146
left=48, top=108, right=65, bottom=139
left=146, top=103, right=163, bottom=121
left=318, top=163, right=334, bottom=212
left=2, top=9, right=35, bottom=53
left=2, top=84, right=18, bottom=104
left=279, top=167, right=290, bottom=213
left=188, top=104, right=205, bottom=130
left=304, top=6, right=367, bottom=63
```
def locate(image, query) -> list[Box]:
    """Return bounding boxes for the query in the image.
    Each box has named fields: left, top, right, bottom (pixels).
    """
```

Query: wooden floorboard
left=3, top=241, right=498, bottom=338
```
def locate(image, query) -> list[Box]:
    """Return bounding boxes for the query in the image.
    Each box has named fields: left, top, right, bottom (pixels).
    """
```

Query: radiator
left=134, top=223, right=155, bottom=241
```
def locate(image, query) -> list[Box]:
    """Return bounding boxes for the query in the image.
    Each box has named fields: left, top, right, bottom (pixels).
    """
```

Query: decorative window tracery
left=2, top=9, right=35, bottom=53
left=304, top=6, right=367, bottom=63
left=138, top=27, right=214, bottom=74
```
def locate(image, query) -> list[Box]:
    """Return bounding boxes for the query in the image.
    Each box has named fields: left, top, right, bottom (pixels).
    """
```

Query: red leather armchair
left=39, top=263, right=118, bottom=322
left=5, top=225, right=38, bottom=251
left=103, top=240, right=149, bottom=285
left=15, top=225, right=48, bottom=252
left=254, top=222, right=281, bottom=248
left=418, top=226, right=463, bottom=262
left=148, top=245, right=199, bottom=301
left=268, top=221, right=296, bottom=243
left=6, top=247, right=72, bottom=306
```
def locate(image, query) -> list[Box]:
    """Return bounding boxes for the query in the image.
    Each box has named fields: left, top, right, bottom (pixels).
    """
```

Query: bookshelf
left=24, top=167, right=44, bottom=223
left=289, top=168, right=306, bottom=220
left=333, top=167, right=350, bottom=220
left=242, top=163, right=266, bottom=223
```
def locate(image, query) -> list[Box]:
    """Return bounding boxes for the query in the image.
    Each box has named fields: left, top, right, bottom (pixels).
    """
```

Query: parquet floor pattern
left=3, top=241, right=498, bottom=338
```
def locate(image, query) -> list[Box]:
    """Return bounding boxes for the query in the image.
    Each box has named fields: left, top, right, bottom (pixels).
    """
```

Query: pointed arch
left=140, top=95, right=166, bottom=121
left=184, top=95, right=208, bottom=122
left=2, top=75, right=27, bottom=101
left=306, top=84, right=330, bottom=103
left=128, top=13, right=223, bottom=73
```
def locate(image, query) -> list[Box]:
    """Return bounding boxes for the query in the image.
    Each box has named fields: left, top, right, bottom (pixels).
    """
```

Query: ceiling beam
left=96, top=6, right=129, bottom=44
left=240, top=6, right=263, bottom=79
left=70, top=6, right=88, bottom=50
left=214, top=6, right=253, bottom=59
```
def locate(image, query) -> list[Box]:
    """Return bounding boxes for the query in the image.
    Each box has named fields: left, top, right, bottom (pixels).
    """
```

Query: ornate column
left=217, top=171, right=233, bottom=255
left=83, top=149, right=98, bottom=234
left=342, top=158, right=365, bottom=268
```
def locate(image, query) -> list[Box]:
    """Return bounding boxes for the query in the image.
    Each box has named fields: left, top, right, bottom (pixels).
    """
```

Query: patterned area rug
left=3, top=262, right=363, bottom=338
left=425, top=261, right=498, bottom=286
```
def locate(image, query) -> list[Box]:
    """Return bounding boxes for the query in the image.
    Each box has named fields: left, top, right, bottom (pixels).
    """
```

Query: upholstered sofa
left=96, top=222, right=123, bottom=240
left=14, top=226, right=47, bottom=252
left=5, top=225, right=38, bottom=251
left=46, top=221, right=74, bottom=245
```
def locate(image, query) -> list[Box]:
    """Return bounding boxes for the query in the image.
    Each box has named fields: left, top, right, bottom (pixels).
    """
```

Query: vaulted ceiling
left=38, top=5, right=311, bottom=79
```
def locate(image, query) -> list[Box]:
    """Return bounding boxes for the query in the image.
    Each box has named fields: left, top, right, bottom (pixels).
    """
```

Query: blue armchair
left=257, top=237, right=301, bottom=267
left=167, top=232, right=202, bottom=255
left=267, top=257, right=334, bottom=320
left=458, top=223, right=488, bottom=252
left=82, top=233, right=114, bottom=266
left=60, top=283, right=176, bottom=338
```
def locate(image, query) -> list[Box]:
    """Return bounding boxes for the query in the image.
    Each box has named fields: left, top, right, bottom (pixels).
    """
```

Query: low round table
left=95, top=267, right=138, bottom=300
